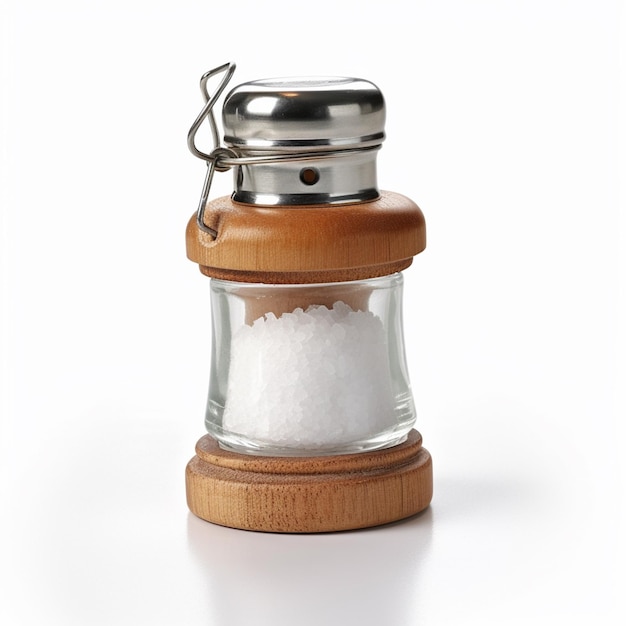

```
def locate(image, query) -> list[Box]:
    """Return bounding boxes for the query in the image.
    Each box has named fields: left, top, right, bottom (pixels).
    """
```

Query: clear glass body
left=206, top=273, right=417, bottom=456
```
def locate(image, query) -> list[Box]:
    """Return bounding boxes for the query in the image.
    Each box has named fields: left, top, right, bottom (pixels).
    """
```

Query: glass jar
left=206, top=273, right=416, bottom=456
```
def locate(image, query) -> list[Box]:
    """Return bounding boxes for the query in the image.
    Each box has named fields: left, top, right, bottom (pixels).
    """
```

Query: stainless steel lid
left=221, top=76, right=385, bottom=205
left=223, top=77, right=385, bottom=151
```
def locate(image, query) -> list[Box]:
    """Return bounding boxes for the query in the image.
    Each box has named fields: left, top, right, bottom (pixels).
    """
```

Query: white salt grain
left=222, top=301, right=396, bottom=449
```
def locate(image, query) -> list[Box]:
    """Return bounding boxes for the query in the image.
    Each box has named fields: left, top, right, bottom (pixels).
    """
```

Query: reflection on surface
left=187, top=510, right=434, bottom=626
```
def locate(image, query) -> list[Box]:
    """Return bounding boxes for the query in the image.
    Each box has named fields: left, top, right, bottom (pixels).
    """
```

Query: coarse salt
left=222, top=301, right=396, bottom=449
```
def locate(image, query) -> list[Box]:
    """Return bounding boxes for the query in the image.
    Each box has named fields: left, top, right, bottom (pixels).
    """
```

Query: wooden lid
left=186, top=190, right=426, bottom=283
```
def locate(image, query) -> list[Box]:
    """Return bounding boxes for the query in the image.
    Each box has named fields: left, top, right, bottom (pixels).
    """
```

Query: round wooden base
left=186, top=430, right=433, bottom=533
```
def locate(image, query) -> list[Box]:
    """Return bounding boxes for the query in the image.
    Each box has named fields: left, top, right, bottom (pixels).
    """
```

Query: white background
left=1, top=1, right=625, bottom=624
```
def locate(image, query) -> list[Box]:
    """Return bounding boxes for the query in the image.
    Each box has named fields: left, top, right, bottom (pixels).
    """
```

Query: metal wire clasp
left=187, top=63, right=237, bottom=237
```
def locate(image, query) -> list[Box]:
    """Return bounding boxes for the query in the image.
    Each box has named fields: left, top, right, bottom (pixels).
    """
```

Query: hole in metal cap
left=299, top=168, right=320, bottom=186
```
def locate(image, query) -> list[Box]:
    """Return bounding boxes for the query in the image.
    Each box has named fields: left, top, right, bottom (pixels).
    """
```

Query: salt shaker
left=185, top=63, right=433, bottom=532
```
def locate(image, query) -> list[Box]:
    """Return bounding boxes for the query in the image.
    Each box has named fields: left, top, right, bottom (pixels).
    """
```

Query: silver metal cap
left=222, top=77, right=385, bottom=206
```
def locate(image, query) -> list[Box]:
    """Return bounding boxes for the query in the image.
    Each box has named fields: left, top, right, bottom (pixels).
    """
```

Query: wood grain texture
left=186, top=191, right=426, bottom=283
left=186, top=430, right=433, bottom=533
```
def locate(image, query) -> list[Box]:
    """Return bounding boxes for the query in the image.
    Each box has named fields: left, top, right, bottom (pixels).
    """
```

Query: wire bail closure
left=187, top=63, right=238, bottom=237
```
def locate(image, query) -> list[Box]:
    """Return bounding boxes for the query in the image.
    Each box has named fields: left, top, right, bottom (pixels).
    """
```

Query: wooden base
left=186, top=430, right=433, bottom=533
